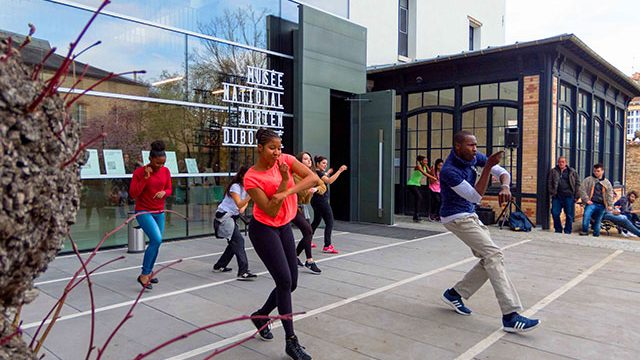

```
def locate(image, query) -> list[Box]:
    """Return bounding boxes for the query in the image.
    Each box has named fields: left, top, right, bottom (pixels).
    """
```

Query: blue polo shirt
left=440, top=150, right=488, bottom=218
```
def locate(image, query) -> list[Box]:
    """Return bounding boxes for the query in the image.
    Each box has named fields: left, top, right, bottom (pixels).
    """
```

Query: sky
left=2, top=1, right=638, bottom=79
left=506, top=0, right=640, bottom=76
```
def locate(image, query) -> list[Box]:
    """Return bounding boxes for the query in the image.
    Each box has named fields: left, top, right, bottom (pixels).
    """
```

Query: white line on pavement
left=23, top=231, right=451, bottom=330
left=166, top=239, right=531, bottom=360
left=454, top=249, right=623, bottom=360
left=35, top=232, right=351, bottom=286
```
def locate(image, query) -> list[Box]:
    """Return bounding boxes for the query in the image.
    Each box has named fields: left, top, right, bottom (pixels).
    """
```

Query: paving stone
left=20, top=218, right=640, bottom=359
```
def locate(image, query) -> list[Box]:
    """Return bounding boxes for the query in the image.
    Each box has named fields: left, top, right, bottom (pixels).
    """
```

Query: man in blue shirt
left=439, top=130, right=540, bottom=333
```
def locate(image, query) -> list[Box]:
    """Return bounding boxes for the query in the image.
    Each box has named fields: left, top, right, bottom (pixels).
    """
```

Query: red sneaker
left=311, top=242, right=317, bottom=248
left=322, top=245, right=339, bottom=254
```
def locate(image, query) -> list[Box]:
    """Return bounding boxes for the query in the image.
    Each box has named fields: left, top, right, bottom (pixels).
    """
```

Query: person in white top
left=213, top=166, right=257, bottom=281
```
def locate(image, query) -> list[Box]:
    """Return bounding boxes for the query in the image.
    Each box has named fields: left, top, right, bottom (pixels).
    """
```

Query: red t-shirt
left=244, top=153, right=297, bottom=227
left=129, top=165, right=172, bottom=211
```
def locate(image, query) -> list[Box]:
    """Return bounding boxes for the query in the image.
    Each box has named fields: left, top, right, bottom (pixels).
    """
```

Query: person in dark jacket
left=614, top=190, right=640, bottom=224
left=579, top=163, right=614, bottom=237
left=547, top=156, right=581, bottom=234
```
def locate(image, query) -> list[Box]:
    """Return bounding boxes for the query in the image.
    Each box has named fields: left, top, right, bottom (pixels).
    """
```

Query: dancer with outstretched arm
left=439, top=130, right=540, bottom=333
left=310, top=156, right=347, bottom=254
left=292, top=151, right=326, bottom=274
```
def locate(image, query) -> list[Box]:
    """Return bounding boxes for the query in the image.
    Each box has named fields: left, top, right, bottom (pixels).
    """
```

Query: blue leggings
left=137, top=211, right=165, bottom=275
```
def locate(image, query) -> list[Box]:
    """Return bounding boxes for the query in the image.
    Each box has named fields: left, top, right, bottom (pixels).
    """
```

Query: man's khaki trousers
left=443, top=214, right=523, bottom=314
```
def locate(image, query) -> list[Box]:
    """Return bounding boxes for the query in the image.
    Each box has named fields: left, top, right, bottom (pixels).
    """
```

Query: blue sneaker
left=502, top=314, right=540, bottom=333
left=441, top=289, right=472, bottom=316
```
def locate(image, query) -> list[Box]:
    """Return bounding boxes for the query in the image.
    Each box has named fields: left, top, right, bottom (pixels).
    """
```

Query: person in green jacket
left=407, top=155, right=437, bottom=222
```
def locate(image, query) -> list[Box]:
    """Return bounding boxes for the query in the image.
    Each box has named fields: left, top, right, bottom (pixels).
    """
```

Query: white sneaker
left=621, top=230, right=630, bottom=237
left=628, top=232, right=639, bottom=238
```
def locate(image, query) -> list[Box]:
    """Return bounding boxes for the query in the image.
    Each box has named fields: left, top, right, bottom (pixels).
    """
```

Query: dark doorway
left=330, top=90, right=352, bottom=221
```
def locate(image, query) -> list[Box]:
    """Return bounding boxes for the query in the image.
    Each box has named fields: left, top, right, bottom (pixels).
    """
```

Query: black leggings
left=248, top=218, right=298, bottom=338
left=430, top=191, right=441, bottom=218
left=292, top=210, right=313, bottom=259
left=214, top=220, right=249, bottom=276
left=310, top=196, right=334, bottom=247
left=408, top=185, right=422, bottom=220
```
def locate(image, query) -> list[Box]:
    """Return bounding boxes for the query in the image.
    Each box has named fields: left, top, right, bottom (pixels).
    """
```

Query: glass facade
left=398, top=80, right=520, bottom=200
left=555, top=83, right=625, bottom=183
left=0, top=0, right=299, bottom=251
left=628, top=109, right=640, bottom=139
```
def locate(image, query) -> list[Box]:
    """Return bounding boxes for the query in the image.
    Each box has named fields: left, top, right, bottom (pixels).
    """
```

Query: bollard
left=127, top=213, right=146, bottom=253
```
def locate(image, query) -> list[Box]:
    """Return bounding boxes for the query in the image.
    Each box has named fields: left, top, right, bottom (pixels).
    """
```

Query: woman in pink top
left=429, top=158, right=443, bottom=221
left=243, top=128, right=318, bottom=360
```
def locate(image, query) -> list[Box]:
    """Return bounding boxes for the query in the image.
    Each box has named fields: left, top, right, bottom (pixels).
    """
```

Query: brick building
left=368, top=34, right=640, bottom=229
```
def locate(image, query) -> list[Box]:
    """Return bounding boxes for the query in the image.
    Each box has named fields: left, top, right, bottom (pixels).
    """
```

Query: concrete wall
left=415, top=0, right=505, bottom=60
left=299, top=0, right=349, bottom=18
left=344, top=0, right=505, bottom=66
left=294, top=5, right=367, bottom=158
left=348, top=0, right=398, bottom=66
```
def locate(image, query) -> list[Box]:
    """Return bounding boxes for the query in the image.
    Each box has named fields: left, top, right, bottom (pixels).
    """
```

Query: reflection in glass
left=407, top=149, right=417, bottom=167
left=408, top=131, right=417, bottom=148
left=499, top=81, right=518, bottom=101
left=556, top=107, right=572, bottom=165
left=418, top=113, right=428, bottom=130
left=480, top=83, right=498, bottom=101
left=430, top=150, right=443, bottom=163
left=604, top=120, right=612, bottom=176
left=462, top=85, right=479, bottom=105
left=577, top=113, right=588, bottom=177
left=439, top=89, right=455, bottom=106
left=431, top=130, right=441, bottom=148
left=408, top=115, right=417, bottom=131
left=70, top=0, right=286, bottom=49
left=394, top=150, right=401, bottom=185
left=423, top=91, right=438, bottom=106
left=67, top=175, right=244, bottom=251
left=594, top=119, right=601, bottom=164
left=418, top=130, right=428, bottom=148
left=408, top=92, right=422, bottom=111
left=429, top=111, right=453, bottom=162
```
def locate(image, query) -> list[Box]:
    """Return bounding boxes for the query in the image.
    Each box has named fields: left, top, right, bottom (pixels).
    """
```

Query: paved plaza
left=22, top=218, right=640, bottom=360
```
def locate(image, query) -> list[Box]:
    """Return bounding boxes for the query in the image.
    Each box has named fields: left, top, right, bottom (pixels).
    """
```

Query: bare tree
left=195, top=5, right=268, bottom=79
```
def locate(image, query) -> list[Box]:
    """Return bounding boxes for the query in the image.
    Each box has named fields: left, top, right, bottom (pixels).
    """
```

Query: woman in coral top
left=129, top=140, right=172, bottom=290
left=244, top=129, right=318, bottom=360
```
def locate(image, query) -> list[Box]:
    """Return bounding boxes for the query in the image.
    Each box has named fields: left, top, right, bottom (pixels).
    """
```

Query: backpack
left=508, top=211, right=532, bottom=232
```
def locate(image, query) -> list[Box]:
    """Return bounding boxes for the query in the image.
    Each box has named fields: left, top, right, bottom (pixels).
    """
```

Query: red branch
left=73, top=40, right=101, bottom=60
left=63, top=63, right=90, bottom=101
left=0, top=327, right=22, bottom=347
left=59, top=132, right=106, bottom=169
left=133, top=313, right=302, bottom=360
left=28, top=255, right=125, bottom=350
left=96, top=260, right=183, bottom=360
left=65, top=70, right=146, bottom=108
left=26, top=0, right=111, bottom=113
left=30, top=210, right=188, bottom=354
left=68, top=235, right=97, bottom=360
left=31, top=47, right=56, bottom=81
left=0, top=37, right=13, bottom=62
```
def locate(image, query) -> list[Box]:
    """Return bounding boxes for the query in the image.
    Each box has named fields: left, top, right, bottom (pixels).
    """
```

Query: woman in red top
left=244, top=128, right=317, bottom=360
left=129, top=141, right=172, bottom=290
